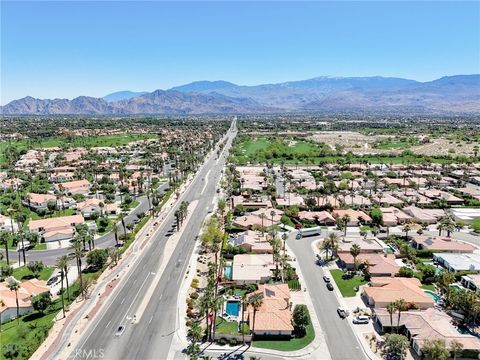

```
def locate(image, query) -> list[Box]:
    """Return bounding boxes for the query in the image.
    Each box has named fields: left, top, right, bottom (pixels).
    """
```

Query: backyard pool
left=225, top=301, right=240, bottom=317
left=223, top=266, right=233, bottom=280
left=424, top=290, right=442, bottom=303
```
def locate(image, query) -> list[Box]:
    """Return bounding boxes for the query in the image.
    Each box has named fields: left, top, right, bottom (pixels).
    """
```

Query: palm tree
left=402, top=224, right=411, bottom=238
left=328, top=233, right=339, bottom=259
left=341, top=214, right=350, bottom=236
left=56, top=256, right=67, bottom=318
left=8, top=280, right=20, bottom=324
left=197, top=294, right=212, bottom=341
left=0, top=231, right=10, bottom=265
left=395, top=299, right=407, bottom=331
left=58, top=255, right=70, bottom=301
left=187, top=321, right=203, bottom=342
left=210, top=296, right=224, bottom=341
left=119, top=212, right=127, bottom=237
left=386, top=302, right=396, bottom=333
left=259, top=213, right=267, bottom=235
left=72, top=242, right=84, bottom=299
left=350, top=243, right=361, bottom=271
left=241, top=293, right=248, bottom=344
left=248, top=292, right=264, bottom=338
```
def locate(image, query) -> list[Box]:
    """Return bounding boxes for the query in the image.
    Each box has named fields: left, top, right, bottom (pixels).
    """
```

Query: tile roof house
left=332, top=209, right=372, bottom=226
left=412, top=236, right=476, bottom=253
left=337, top=253, right=400, bottom=276
left=29, top=214, right=84, bottom=243
left=230, top=230, right=273, bottom=254
left=0, top=278, right=49, bottom=323
left=56, top=179, right=91, bottom=195
left=245, top=284, right=294, bottom=336
left=298, top=211, right=336, bottom=225
left=232, top=254, right=275, bottom=284
left=24, top=193, right=57, bottom=210
left=375, top=308, right=480, bottom=356
left=76, top=198, right=118, bottom=217
left=380, top=207, right=412, bottom=226
left=363, top=277, right=435, bottom=309
left=402, top=206, right=445, bottom=224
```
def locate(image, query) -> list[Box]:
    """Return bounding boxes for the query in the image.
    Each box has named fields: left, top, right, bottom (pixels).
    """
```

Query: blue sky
left=1, top=1, right=479, bottom=104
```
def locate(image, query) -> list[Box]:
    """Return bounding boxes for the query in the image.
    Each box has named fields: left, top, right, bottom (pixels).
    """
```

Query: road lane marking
left=105, top=320, right=111, bottom=329
left=121, top=298, right=125, bottom=304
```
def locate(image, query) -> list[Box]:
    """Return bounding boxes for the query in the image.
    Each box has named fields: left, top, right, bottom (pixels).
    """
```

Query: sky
left=1, top=1, right=479, bottom=104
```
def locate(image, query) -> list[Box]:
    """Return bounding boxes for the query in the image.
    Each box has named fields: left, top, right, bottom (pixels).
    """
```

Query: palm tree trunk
left=15, top=290, right=19, bottom=324
left=60, top=274, right=66, bottom=317
left=4, top=242, right=9, bottom=265
left=65, top=268, right=70, bottom=301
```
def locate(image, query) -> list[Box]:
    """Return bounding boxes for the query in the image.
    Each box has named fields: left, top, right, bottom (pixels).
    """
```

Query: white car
left=337, top=307, right=349, bottom=319
left=352, top=316, right=369, bottom=324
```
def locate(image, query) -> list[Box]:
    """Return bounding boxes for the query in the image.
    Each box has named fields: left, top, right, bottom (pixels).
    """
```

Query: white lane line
left=149, top=316, right=154, bottom=324
left=121, top=273, right=151, bottom=323
left=121, top=298, right=125, bottom=305
left=105, top=320, right=111, bottom=329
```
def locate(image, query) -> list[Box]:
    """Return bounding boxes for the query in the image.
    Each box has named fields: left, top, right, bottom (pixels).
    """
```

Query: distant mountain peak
left=103, top=90, right=148, bottom=102
left=170, top=80, right=238, bottom=93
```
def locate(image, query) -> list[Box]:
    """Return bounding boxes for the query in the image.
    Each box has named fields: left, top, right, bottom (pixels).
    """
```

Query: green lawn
left=421, top=284, right=436, bottom=291
left=12, top=266, right=55, bottom=281
left=215, top=318, right=250, bottom=335
left=0, top=133, right=157, bottom=166
left=0, top=268, right=103, bottom=360
left=253, top=323, right=315, bottom=351
left=330, top=269, right=367, bottom=297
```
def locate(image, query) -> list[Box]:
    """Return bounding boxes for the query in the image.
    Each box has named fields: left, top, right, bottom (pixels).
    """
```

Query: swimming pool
left=424, top=290, right=441, bottom=303
left=225, top=301, right=240, bottom=317
left=223, top=266, right=233, bottom=280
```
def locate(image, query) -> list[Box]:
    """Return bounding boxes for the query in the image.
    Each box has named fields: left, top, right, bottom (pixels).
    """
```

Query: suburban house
left=402, top=206, right=445, bottom=224
left=337, top=236, right=385, bottom=254
left=23, top=193, right=57, bottom=210
left=411, top=235, right=476, bottom=253
left=245, top=284, right=294, bottom=336
left=460, top=274, right=480, bottom=292
left=232, top=254, right=275, bottom=284
left=229, top=230, right=273, bottom=254
left=332, top=209, right=372, bottom=226
left=380, top=207, right=412, bottom=226
left=433, top=253, right=480, bottom=272
left=0, top=278, right=49, bottom=323
left=337, top=252, right=400, bottom=276
left=375, top=307, right=480, bottom=357
left=297, top=211, right=336, bottom=225
left=56, top=179, right=91, bottom=195
left=362, top=277, right=435, bottom=309
left=76, top=198, right=118, bottom=218
left=28, top=214, right=84, bottom=243
left=0, top=214, right=18, bottom=232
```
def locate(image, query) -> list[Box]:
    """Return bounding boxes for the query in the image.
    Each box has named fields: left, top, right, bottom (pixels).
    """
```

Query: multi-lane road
left=62, top=123, right=236, bottom=360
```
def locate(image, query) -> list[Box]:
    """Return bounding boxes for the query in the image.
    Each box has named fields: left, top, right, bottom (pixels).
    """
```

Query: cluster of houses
left=221, top=163, right=480, bottom=349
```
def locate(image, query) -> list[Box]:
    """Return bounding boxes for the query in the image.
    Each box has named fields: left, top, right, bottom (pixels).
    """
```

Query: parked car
left=47, top=276, right=59, bottom=286
left=337, top=307, right=349, bottom=319
left=352, top=316, right=370, bottom=324
left=326, top=283, right=334, bottom=291
left=323, top=275, right=331, bottom=282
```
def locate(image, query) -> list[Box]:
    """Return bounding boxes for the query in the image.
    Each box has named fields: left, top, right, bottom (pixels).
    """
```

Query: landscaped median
left=330, top=268, right=368, bottom=297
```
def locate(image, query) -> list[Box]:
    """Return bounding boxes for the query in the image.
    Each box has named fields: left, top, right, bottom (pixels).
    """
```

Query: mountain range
left=2, top=75, right=479, bottom=115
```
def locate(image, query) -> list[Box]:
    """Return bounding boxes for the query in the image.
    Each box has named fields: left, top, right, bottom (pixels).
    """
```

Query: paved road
left=286, top=233, right=366, bottom=360
left=66, top=123, right=236, bottom=360
left=2, top=184, right=170, bottom=266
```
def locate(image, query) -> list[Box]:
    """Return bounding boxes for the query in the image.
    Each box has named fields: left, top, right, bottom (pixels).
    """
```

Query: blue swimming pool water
left=424, top=290, right=441, bottom=303
left=225, top=301, right=240, bottom=317
left=224, top=266, right=232, bottom=279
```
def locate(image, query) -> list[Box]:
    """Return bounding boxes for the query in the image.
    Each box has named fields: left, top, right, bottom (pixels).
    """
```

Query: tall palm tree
left=56, top=256, right=67, bottom=318
left=0, top=231, right=10, bottom=265
left=72, top=242, right=84, bottom=299
left=241, top=293, right=248, bottom=344
left=386, top=302, right=396, bottom=333
left=197, top=294, right=212, bottom=342
left=341, top=214, right=351, bottom=236
left=395, top=299, right=407, bottom=331
left=248, top=292, right=264, bottom=338
left=58, top=255, right=70, bottom=301
left=350, top=243, right=361, bottom=271
left=328, top=233, right=339, bottom=260
left=8, top=280, right=20, bottom=324
left=210, top=296, right=224, bottom=341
